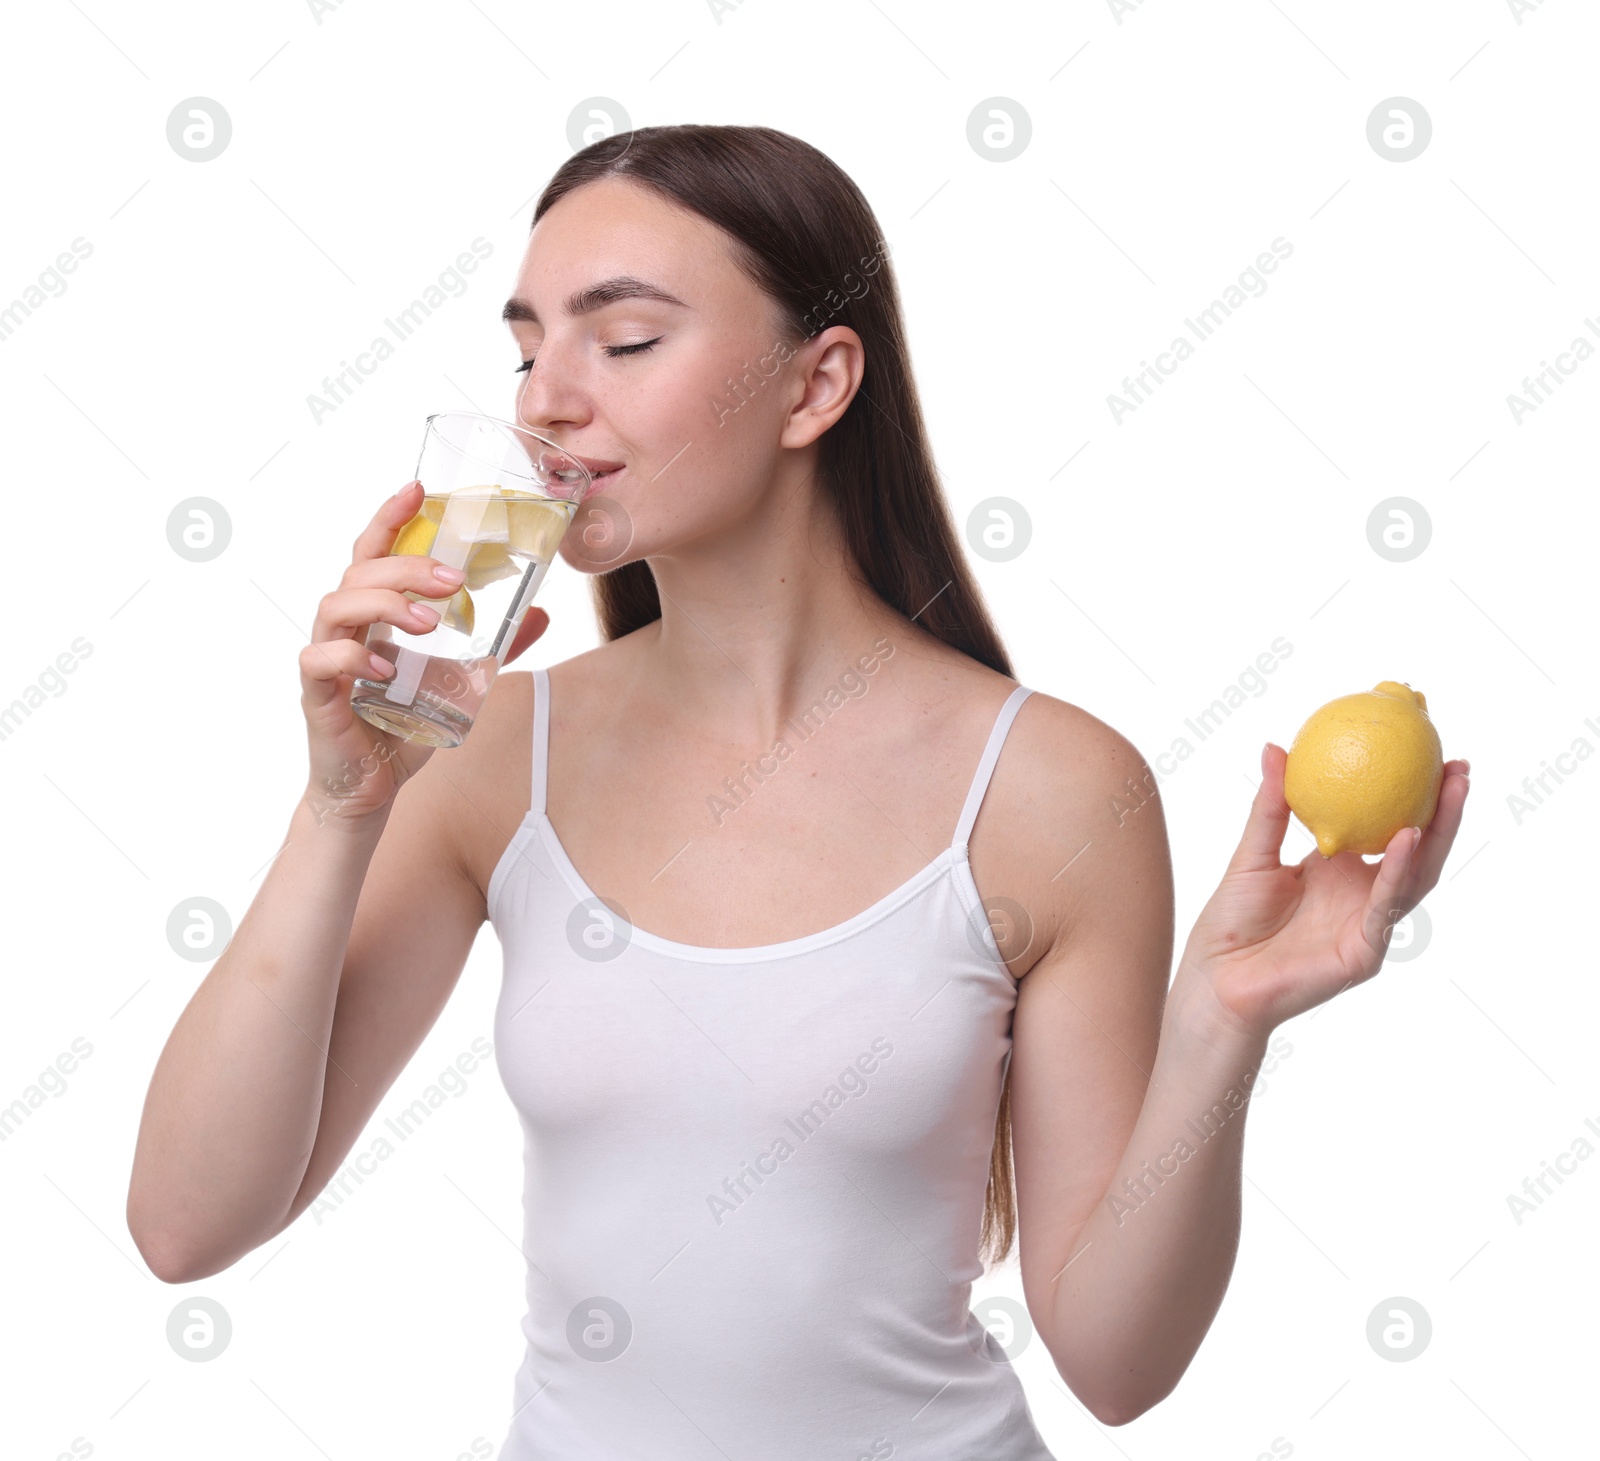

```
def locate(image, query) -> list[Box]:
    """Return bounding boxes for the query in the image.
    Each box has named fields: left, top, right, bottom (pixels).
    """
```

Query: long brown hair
left=532, top=124, right=1021, bottom=1269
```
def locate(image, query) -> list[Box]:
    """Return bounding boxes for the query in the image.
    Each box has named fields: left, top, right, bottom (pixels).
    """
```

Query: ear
left=778, top=325, right=865, bottom=449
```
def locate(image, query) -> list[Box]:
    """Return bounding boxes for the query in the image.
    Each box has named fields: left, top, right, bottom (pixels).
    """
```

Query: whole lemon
left=1283, top=681, right=1443, bottom=857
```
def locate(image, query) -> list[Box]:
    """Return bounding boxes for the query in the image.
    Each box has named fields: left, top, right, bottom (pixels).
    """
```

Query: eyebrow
left=501, top=275, right=688, bottom=324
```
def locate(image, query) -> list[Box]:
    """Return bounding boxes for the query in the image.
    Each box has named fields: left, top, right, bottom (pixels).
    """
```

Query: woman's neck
left=637, top=465, right=903, bottom=746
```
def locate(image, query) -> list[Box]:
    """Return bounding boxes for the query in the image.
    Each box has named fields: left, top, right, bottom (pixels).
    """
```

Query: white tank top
left=486, top=667, right=1057, bottom=1459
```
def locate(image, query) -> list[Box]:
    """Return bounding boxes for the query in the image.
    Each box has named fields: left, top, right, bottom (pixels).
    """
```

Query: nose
left=514, top=350, right=587, bottom=438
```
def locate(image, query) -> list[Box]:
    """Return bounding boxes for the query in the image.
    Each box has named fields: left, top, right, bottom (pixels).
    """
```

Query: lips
left=571, top=455, right=625, bottom=501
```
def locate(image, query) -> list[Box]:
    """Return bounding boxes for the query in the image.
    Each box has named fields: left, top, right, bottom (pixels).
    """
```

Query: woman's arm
left=1016, top=944, right=1269, bottom=1425
left=1001, top=713, right=1195, bottom=1425
left=125, top=716, right=498, bottom=1284
left=1007, top=725, right=1469, bottom=1424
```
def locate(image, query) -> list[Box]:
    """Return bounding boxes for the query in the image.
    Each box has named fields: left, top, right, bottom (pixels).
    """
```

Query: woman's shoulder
left=967, top=681, right=1168, bottom=976
left=999, top=680, right=1155, bottom=831
left=489, top=622, right=651, bottom=701
left=906, top=641, right=1134, bottom=768
left=932, top=643, right=1148, bottom=819
left=1010, top=683, right=1142, bottom=769
left=462, top=627, right=652, bottom=779
left=431, top=635, right=645, bottom=897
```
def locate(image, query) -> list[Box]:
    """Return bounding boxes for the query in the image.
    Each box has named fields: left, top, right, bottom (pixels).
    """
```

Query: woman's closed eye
left=514, top=336, right=664, bottom=373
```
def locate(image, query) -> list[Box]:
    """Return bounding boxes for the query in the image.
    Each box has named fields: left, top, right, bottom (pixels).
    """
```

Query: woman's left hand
left=1181, top=743, right=1471, bottom=1043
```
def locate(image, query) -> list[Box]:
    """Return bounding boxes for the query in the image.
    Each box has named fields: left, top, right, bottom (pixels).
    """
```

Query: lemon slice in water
left=401, top=585, right=474, bottom=636
left=393, top=500, right=474, bottom=635
left=393, top=496, right=446, bottom=556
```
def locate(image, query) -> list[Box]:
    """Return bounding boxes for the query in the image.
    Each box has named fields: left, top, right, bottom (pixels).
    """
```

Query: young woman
left=128, top=125, right=1470, bottom=1457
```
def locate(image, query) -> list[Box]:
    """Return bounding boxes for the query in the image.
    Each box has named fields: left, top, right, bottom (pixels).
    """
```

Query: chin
left=558, top=539, right=642, bottom=578
left=558, top=495, right=643, bottom=576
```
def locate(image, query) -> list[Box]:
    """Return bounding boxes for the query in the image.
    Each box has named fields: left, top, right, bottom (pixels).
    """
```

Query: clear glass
left=349, top=412, right=590, bottom=748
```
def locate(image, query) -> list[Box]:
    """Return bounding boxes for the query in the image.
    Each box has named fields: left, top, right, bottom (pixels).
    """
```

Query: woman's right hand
left=298, top=480, right=547, bottom=827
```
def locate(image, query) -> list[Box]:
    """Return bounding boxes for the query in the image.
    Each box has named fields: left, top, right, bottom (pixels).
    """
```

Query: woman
left=128, top=125, right=1470, bottom=1456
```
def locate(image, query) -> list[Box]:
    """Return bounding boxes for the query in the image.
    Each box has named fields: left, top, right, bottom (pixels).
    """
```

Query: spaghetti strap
left=530, top=666, right=551, bottom=818
left=950, top=684, right=1034, bottom=850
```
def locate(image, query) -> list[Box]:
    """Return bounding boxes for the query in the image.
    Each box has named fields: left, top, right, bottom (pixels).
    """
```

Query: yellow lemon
left=392, top=495, right=446, bottom=556
left=401, top=585, right=474, bottom=636
left=391, top=497, right=474, bottom=634
left=437, top=586, right=474, bottom=635
left=508, top=495, right=576, bottom=560
left=462, top=495, right=573, bottom=587
left=394, top=488, right=567, bottom=595
left=1283, top=681, right=1443, bottom=857
left=463, top=543, right=520, bottom=591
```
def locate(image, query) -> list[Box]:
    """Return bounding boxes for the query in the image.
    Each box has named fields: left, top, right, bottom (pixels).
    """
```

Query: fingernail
left=433, top=564, right=464, bottom=583
left=1411, top=827, right=1422, bottom=849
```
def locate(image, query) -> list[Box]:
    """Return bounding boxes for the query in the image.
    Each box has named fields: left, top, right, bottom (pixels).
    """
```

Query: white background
left=1, top=1, right=1593, bottom=1458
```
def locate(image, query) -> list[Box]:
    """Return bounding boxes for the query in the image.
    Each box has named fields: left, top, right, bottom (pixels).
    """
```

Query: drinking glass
left=349, top=412, right=590, bottom=748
